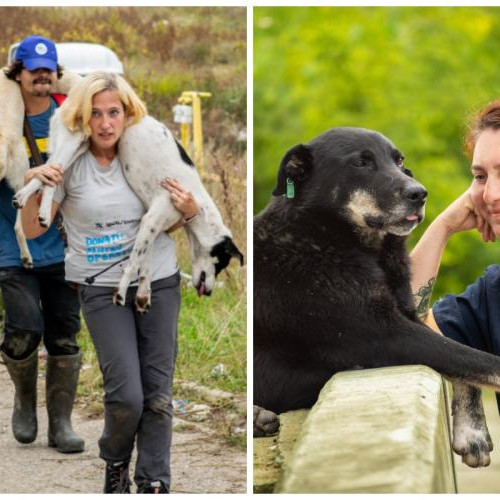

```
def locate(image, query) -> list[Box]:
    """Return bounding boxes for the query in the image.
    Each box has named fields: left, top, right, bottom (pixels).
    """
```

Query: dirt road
left=0, top=361, right=246, bottom=494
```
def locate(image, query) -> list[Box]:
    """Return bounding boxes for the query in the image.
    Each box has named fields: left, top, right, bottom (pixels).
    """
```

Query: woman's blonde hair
left=59, top=71, right=147, bottom=137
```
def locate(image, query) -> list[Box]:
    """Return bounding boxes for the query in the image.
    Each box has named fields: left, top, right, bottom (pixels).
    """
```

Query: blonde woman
left=21, top=72, right=198, bottom=493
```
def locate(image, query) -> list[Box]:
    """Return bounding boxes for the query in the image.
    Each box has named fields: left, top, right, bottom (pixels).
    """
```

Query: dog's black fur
left=254, top=128, right=500, bottom=465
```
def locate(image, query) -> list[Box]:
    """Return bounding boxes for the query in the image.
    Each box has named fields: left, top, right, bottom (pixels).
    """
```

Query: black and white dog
left=254, top=127, right=497, bottom=468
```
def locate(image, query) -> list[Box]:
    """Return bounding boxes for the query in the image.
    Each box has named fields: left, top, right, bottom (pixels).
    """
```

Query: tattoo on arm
left=413, top=277, right=436, bottom=322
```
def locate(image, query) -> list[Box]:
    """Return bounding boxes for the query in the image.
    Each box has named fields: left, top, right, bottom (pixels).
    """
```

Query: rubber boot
left=0, top=349, right=38, bottom=443
left=46, top=352, right=85, bottom=453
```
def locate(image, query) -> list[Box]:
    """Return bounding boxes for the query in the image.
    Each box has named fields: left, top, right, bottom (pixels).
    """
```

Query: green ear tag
left=286, top=178, right=295, bottom=199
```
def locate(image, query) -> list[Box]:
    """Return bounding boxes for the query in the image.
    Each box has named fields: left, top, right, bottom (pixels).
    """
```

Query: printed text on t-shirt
left=85, top=232, right=132, bottom=264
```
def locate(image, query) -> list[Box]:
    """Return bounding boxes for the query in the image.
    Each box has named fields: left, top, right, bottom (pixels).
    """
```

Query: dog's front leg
left=451, top=381, right=492, bottom=467
left=12, top=178, right=44, bottom=209
left=114, top=195, right=179, bottom=312
left=38, top=185, right=55, bottom=228
left=135, top=243, right=156, bottom=314
left=14, top=210, right=33, bottom=268
left=12, top=178, right=43, bottom=269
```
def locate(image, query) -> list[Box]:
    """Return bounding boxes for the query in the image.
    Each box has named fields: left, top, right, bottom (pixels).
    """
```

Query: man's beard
left=31, top=89, right=51, bottom=97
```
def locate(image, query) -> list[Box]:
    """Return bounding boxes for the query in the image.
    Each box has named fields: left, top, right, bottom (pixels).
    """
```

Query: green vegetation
left=0, top=7, right=246, bottom=129
left=254, top=6, right=500, bottom=301
left=0, top=7, right=246, bottom=410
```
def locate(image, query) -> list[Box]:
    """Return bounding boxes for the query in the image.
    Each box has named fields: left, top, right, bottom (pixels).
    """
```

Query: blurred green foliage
left=254, top=6, right=500, bottom=301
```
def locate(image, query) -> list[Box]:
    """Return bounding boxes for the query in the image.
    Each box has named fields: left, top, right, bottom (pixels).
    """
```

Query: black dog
left=254, top=127, right=499, bottom=467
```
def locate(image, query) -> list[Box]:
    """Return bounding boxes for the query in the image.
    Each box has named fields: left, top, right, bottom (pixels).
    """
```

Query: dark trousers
left=0, top=263, right=80, bottom=359
left=78, top=273, right=180, bottom=491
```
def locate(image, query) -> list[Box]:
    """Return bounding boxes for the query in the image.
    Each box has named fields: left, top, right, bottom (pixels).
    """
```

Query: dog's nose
left=402, top=185, right=427, bottom=203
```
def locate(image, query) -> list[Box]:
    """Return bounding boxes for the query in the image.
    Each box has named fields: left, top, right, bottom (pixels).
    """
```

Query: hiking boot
left=46, top=352, right=85, bottom=453
left=0, top=349, right=38, bottom=443
left=137, top=480, right=169, bottom=493
left=104, top=461, right=131, bottom=493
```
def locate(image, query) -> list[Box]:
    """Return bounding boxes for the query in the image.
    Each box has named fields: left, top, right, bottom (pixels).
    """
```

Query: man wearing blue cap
left=0, top=35, right=84, bottom=454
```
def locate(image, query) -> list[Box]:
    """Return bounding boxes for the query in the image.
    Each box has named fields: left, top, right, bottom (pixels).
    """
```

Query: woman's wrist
left=24, top=170, right=33, bottom=185
left=183, top=209, right=199, bottom=223
left=430, top=214, right=456, bottom=241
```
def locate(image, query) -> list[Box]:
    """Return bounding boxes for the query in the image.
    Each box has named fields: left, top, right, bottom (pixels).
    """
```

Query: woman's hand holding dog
left=21, top=163, right=63, bottom=239
left=161, top=178, right=199, bottom=220
left=24, top=163, right=64, bottom=188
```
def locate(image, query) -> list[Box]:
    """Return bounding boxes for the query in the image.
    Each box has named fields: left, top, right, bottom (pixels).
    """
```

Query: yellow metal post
left=176, top=91, right=211, bottom=176
left=191, top=93, right=203, bottom=171
left=180, top=122, right=191, bottom=156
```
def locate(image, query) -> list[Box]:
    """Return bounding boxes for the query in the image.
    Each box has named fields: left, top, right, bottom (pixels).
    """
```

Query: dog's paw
left=12, top=195, right=23, bottom=209
left=113, top=288, right=125, bottom=306
left=453, top=427, right=492, bottom=467
left=38, top=215, right=49, bottom=228
left=253, top=405, right=279, bottom=437
left=135, top=294, right=151, bottom=314
left=12, top=189, right=30, bottom=209
left=21, top=256, right=33, bottom=269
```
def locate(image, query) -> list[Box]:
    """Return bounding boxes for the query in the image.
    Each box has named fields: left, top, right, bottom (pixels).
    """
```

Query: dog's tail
left=380, top=325, right=500, bottom=391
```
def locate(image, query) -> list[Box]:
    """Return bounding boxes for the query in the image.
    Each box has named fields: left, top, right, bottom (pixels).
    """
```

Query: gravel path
left=0, top=360, right=246, bottom=494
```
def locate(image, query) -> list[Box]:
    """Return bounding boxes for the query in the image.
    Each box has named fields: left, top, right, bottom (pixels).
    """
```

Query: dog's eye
left=353, top=157, right=371, bottom=168
left=397, top=156, right=405, bottom=167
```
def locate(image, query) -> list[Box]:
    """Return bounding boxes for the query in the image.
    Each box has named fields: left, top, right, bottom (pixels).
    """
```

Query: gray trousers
left=78, top=273, right=180, bottom=490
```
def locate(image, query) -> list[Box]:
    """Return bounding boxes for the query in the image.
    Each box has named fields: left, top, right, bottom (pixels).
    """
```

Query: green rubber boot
left=46, top=352, right=85, bottom=453
left=1, top=349, right=38, bottom=444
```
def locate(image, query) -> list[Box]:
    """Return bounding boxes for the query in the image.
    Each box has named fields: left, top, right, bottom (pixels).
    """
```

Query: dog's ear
left=272, top=144, right=312, bottom=196
left=211, top=236, right=244, bottom=276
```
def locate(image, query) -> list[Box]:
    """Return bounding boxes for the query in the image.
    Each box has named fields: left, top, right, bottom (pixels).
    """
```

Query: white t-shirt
left=53, top=150, right=177, bottom=286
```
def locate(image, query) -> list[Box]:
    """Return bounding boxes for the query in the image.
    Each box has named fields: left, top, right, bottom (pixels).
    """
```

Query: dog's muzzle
left=195, top=271, right=212, bottom=297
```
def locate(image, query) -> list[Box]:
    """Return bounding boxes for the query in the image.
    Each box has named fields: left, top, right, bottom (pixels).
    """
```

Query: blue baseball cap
left=15, top=35, right=58, bottom=72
